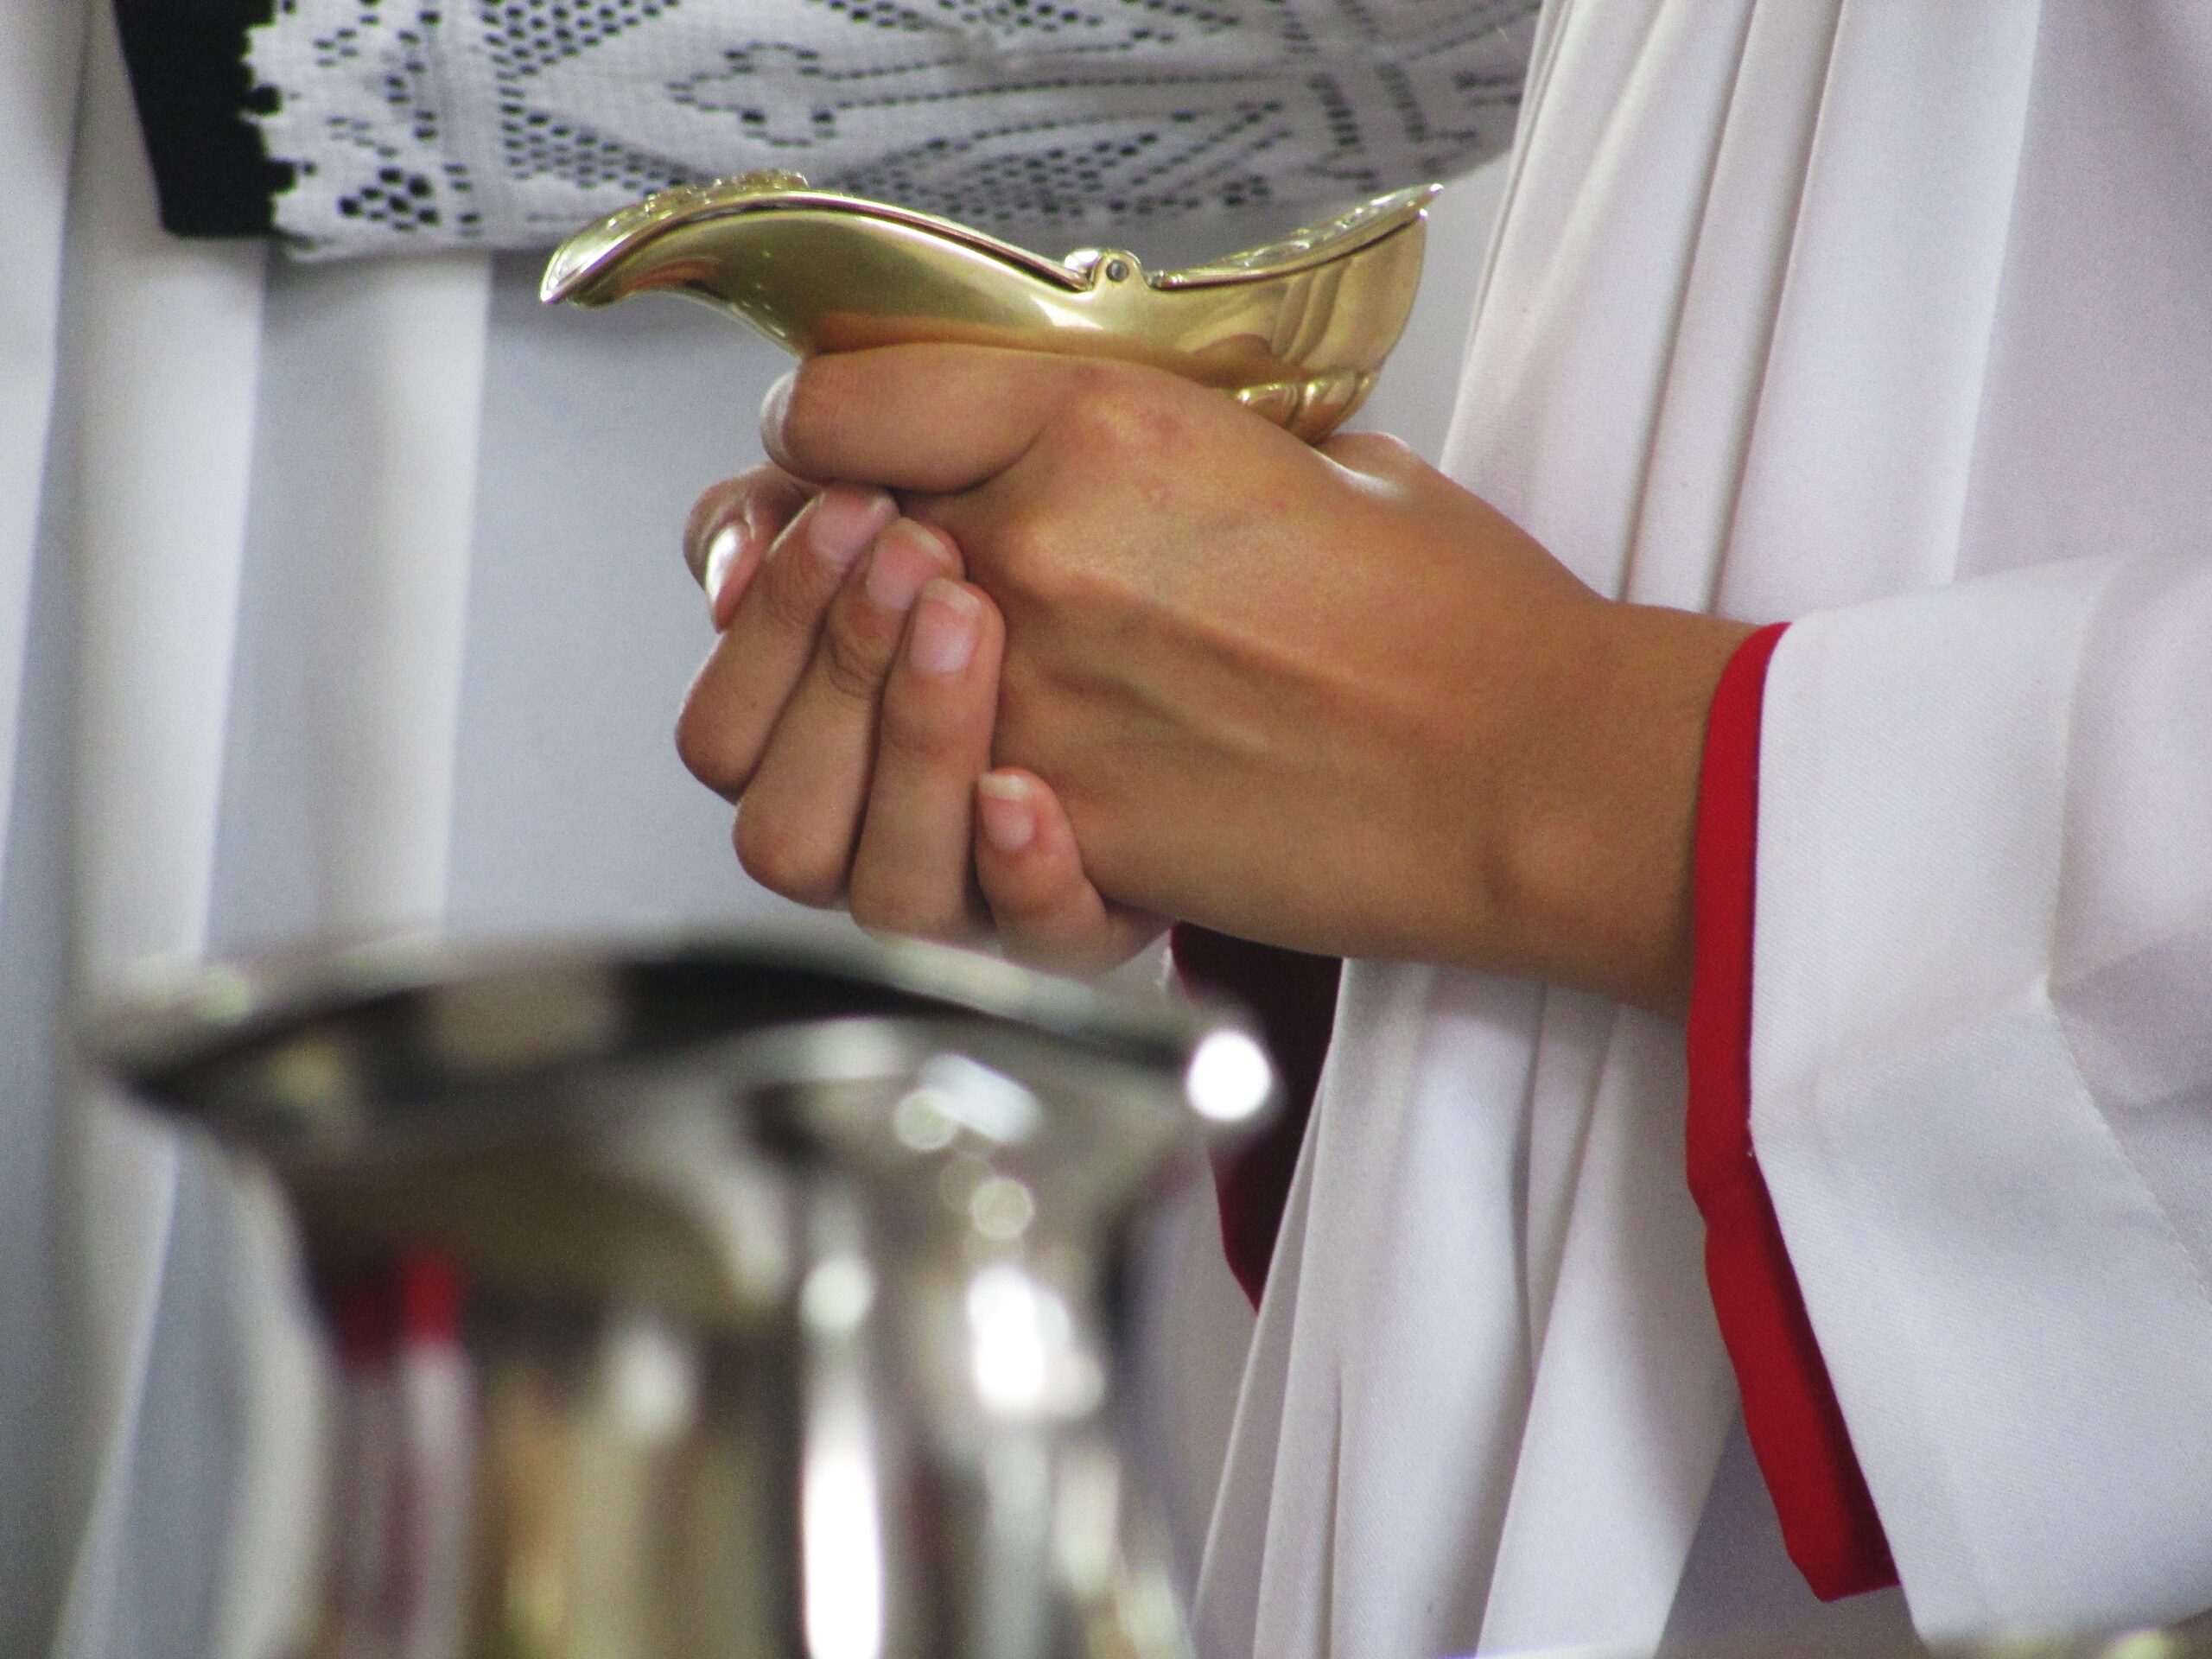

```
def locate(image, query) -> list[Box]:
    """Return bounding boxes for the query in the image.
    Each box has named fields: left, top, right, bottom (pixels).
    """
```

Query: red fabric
left=323, top=1252, right=465, bottom=1363
left=1686, top=621, right=1898, bottom=1599
left=397, top=1252, right=464, bottom=1346
left=1170, top=925, right=1339, bottom=1307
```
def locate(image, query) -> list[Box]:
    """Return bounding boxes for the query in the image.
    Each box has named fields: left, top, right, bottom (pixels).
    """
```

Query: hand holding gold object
left=542, top=171, right=1440, bottom=442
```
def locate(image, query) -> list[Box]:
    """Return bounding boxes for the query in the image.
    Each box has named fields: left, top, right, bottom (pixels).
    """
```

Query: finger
left=674, top=484, right=897, bottom=800
left=847, top=579, right=1004, bottom=941
left=734, top=519, right=963, bottom=906
left=683, top=465, right=814, bottom=626
left=974, top=769, right=1166, bottom=976
left=763, top=346, right=1149, bottom=493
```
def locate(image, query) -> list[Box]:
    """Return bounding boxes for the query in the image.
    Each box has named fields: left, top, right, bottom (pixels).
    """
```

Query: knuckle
left=1055, top=361, right=1206, bottom=477
left=988, top=502, right=1069, bottom=602
left=733, top=805, right=844, bottom=907
left=875, top=687, right=963, bottom=767
left=817, top=605, right=892, bottom=705
left=993, top=524, right=1116, bottom=626
left=1057, top=362, right=1157, bottom=456
left=999, top=931, right=1100, bottom=976
left=674, top=697, right=758, bottom=799
left=848, top=871, right=958, bottom=943
left=755, top=545, right=831, bottom=635
left=843, top=879, right=900, bottom=936
left=979, top=868, right=1068, bottom=931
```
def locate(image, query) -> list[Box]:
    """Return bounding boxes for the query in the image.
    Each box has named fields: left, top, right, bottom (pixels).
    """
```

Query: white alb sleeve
left=1747, top=549, right=2212, bottom=1637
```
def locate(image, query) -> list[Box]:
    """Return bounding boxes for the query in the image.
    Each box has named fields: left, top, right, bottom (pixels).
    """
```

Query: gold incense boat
left=542, top=170, right=1440, bottom=442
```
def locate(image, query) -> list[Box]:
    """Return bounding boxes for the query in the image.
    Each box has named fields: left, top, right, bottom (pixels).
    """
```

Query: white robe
left=1199, top=2, right=2212, bottom=1653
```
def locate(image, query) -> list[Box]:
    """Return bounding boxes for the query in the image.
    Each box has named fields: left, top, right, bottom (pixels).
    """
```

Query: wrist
left=1494, top=601, right=1758, bottom=1016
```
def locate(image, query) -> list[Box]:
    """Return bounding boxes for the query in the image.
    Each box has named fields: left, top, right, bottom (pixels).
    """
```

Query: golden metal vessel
left=542, top=171, right=1440, bottom=442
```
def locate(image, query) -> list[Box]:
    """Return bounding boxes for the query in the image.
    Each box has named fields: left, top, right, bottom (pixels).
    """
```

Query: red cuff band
left=1686, top=621, right=1897, bottom=1599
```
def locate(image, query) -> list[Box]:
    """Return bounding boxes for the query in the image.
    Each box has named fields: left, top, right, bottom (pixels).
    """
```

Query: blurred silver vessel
left=92, top=934, right=1276, bottom=1659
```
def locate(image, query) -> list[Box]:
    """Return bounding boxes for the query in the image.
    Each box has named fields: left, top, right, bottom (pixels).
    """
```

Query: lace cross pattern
left=247, top=0, right=1538, bottom=259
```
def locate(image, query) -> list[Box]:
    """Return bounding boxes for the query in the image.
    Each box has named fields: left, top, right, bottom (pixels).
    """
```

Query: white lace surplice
left=246, top=0, right=1538, bottom=257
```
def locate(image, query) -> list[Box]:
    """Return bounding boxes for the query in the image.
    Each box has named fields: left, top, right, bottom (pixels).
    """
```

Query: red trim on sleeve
left=1686, top=621, right=1899, bottom=1600
left=1170, top=925, right=1338, bottom=1308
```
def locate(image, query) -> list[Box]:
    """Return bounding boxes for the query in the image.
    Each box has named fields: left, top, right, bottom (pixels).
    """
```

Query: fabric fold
left=1752, top=554, right=2212, bottom=1635
left=53, top=13, right=270, bottom=1656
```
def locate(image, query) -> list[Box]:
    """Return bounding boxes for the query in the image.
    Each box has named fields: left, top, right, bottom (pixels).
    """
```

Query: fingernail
left=910, top=581, right=981, bottom=677
left=864, top=521, right=946, bottom=613
left=976, top=772, right=1035, bottom=854
left=703, top=523, right=747, bottom=621
left=807, top=486, right=894, bottom=575
left=760, top=372, right=795, bottom=452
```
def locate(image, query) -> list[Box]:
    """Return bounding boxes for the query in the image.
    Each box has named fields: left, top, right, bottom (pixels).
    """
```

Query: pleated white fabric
left=1203, top=1, right=2209, bottom=1652
left=14, top=10, right=1489, bottom=1645
left=1750, top=3, right=2212, bottom=1630
left=1754, top=556, right=2212, bottom=1637
left=54, top=11, right=266, bottom=1654
left=194, top=230, right=495, bottom=1659
left=5, top=16, right=734, bottom=1643
left=38, top=10, right=505, bottom=1649
left=0, top=0, right=86, bottom=864
left=0, top=3, right=95, bottom=1652
left=12, top=11, right=582, bottom=1651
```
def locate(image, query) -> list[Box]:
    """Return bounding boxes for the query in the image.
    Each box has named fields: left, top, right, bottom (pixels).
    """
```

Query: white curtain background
left=0, top=4, right=1509, bottom=1652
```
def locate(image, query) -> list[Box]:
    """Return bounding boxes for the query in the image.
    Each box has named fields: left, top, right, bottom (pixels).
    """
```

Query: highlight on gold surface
left=541, top=169, right=1441, bottom=442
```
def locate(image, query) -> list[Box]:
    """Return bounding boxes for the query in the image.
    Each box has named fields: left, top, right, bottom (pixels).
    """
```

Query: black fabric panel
left=110, top=0, right=289, bottom=237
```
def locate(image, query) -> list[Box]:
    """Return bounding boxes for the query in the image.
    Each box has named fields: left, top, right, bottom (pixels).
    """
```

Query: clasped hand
left=676, top=346, right=1751, bottom=1012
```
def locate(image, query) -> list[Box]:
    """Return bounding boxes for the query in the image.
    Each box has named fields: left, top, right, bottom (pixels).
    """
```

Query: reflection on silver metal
left=1184, top=1029, right=1275, bottom=1124
left=541, top=169, right=1441, bottom=442
left=91, top=933, right=1277, bottom=1659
